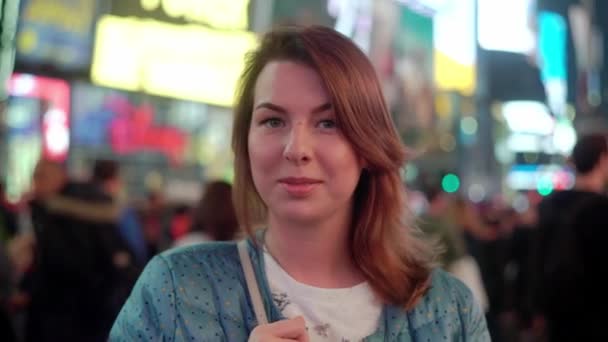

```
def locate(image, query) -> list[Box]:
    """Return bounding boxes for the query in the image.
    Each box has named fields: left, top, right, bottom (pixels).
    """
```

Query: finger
left=292, top=317, right=309, bottom=342
left=268, top=316, right=308, bottom=338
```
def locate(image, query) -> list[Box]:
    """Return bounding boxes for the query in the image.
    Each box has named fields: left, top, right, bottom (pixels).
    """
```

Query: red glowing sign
left=103, top=97, right=187, bottom=164
left=8, top=73, right=70, bottom=161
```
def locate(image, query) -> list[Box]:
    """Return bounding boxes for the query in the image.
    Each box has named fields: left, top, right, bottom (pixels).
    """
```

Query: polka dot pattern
left=109, top=240, right=490, bottom=341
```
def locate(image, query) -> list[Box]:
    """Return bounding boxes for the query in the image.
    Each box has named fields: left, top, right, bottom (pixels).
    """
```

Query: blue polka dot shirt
left=110, top=237, right=490, bottom=341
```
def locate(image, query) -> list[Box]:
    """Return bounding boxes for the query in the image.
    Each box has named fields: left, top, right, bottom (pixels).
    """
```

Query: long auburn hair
left=232, top=26, right=436, bottom=309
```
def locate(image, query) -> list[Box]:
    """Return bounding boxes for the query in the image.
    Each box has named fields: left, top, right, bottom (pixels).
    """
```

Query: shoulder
left=112, top=241, right=255, bottom=341
left=411, top=269, right=477, bottom=320
left=119, top=243, right=241, bottom=297
left=158, top=241, right=240, bottom=273
left=129, top=242, right=242, bottom=295
left=428, top=268, right=474, bottom=300
left=406, top=269, right=490, bottom=340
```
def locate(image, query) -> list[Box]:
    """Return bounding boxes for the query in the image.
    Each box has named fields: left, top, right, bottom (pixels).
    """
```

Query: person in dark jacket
left=90, top=159, right=147, bottom=266
left=25, top=160, right=138, bottom=342
left=532, top=133, right=608, bottom=341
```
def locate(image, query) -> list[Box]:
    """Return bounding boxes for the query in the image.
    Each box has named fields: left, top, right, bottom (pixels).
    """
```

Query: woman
left=172, top=180, right=239, bottom=247
left=111, top=26, right=489, bottom=341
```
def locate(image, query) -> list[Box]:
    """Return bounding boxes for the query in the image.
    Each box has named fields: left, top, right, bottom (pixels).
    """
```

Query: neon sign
left=8, top=73, right=70, bottom=161
left=107, top=100, right=188, bottom=164
left=72, top=91, right=188, bottom=164
left=91, top=15, right=257, bottom=107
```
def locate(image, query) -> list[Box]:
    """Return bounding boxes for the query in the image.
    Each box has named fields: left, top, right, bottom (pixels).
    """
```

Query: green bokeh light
left=537, top=177, right=554, bottom=196
left=441, top=173, right=460, bottom=193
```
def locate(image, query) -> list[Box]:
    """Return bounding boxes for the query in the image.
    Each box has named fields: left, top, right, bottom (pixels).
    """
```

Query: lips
left=278, top=177, right=322, bottom=196
left=278, top=177, right=322, bottom=185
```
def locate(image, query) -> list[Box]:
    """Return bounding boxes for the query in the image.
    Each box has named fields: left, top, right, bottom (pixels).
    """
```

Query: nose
left=283, top=123, right=312, bottom=164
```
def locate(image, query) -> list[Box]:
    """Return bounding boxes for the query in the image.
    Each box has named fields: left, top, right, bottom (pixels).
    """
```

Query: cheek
left=340, top=144, right=362, bottom=169
left=325, top=145, right=362, bottom=185
left=248, top=135, right=279, bottom=179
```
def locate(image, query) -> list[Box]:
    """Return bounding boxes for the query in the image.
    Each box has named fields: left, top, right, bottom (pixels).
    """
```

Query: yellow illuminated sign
left=91, top=15, right=257, bottom=107
left=434, top=51, right=476, bottom=96
left=139, top=0, right=250, bottom=30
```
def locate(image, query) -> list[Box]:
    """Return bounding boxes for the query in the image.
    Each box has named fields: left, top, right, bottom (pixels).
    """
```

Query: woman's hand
left=248, top=316, right=309, bottom=342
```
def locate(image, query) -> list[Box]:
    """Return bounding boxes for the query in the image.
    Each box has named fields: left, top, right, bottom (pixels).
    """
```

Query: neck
left=575, top=172, right=605, bottom=194
left=264, top=208, right=363, bottom=288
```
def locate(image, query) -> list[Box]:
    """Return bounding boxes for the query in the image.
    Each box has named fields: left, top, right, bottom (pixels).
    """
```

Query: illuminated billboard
left=16, top=0, right=98, bottom=70
left=433, top=0, right=476, bottom=95
left=477, top=0, right=535, bottom=54
left=91, top=16, right=256, bottom=107
left=8, top=73, right=70, bottom=161
left=91, top=0, right=257, bottom=107
left=69, top=82, right=234, bottom=197
left=3, top=74, right=70, bottom=201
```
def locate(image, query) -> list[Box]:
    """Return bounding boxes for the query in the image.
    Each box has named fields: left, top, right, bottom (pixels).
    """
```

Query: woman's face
left=248, top=61, right=363, bottom=225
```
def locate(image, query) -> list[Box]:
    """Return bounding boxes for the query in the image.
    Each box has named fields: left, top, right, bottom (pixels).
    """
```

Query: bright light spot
left=494, top=141, right=514, bottom=164
left=43, top=109, right=69, bottom=155
left=553, top=119, right=577, bottom=155
left=502, top=101, right=554, bottom=135
left=468, top=184, right=486, bottom=203
left=404, top=164, right=419, bottom=183
left=442, top=173, right=460, bottom=193
left=537, top=177, right=554, bottom=196
left=12, top=74, right=35, bottom=96
left=460, top=116, right=478, bottom=135
left=544, top=79, right=567, bottom=117
left=46, top=124, right=69, bottom=155
left=512, top=193, right=529, bottom=213
left=506, top=133, right=541, bottom=153
left=477, top=0, right=535, bottom=53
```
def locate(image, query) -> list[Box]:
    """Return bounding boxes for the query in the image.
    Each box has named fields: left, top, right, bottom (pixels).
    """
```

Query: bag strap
left=238, top=239, right=268, bottom=325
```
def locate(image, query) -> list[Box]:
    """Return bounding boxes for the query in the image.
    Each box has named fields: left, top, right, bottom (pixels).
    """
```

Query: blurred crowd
left=0, top=159, right=240, bottom=341
left=0, top=133, right=607, bottom=341
left=414, top=132, right=608, bottom=342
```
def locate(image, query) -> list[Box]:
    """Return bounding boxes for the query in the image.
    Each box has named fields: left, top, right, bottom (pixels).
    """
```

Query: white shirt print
left=264, top=250, right=382, bottom=342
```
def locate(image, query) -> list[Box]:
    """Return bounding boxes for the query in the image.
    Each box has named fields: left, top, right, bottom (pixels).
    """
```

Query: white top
left=264, top=250, right=382, bottom=342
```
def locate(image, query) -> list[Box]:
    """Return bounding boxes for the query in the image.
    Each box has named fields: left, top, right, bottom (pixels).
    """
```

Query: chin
left=273, top=203, right=325, bottom=224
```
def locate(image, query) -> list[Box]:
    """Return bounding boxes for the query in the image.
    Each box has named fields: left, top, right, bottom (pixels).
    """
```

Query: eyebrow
left=254, top=102, right=333, bottom=114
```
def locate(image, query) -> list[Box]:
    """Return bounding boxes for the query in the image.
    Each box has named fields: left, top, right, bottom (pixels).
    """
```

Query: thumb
left=291, top=316, right=309, bottom=342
